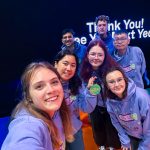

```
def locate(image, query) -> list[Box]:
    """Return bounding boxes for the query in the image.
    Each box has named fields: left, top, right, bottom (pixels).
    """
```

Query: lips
left=92, top=60, right=101, bottom=64
left=46, top=96, right=58, bottom=102
left=63, top=71, right=72, bottom=76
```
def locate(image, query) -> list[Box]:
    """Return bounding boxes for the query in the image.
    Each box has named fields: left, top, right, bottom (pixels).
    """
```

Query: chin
left=52, top=105, right=61, bottom=111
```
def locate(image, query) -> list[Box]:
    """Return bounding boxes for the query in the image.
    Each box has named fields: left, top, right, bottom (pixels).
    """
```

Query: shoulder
left=129, top=46, right=143, bottom=54
left=1, top=114, right=51, bottom=150
left=10, top=114, right=49, bottom=136
left=135, top=87, right=150, bottom=104
left=75, top=41, right=86, bottom=49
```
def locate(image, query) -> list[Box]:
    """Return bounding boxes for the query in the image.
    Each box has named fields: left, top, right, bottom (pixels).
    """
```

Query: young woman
left=54, top=49, right=97, bottom=150
left=1, top=62, right=74, bottom=150
left=80, top=39, right=121, bottom=150
left=103, top=66, right=150, bottom=150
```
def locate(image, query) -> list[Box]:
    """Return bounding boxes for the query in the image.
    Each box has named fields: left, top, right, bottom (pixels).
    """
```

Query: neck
left=100, top=33, right=107, bottom=39
left=67, top=44, right=74, bottom=51
left=117, top=49, right=126, bottom=56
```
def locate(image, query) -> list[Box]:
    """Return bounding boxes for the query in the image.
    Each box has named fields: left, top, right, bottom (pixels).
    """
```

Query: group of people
left=1, top=15, right=150, bottom=150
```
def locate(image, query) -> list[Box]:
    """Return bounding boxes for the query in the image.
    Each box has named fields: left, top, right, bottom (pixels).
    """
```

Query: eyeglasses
left=113, top=37, right=128, bottom=42
left=89, top=52, right=104, bottom=58
left=107, top=77, right=124, bottom=86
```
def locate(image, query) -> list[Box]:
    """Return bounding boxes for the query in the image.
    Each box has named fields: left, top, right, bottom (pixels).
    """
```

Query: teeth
left=46, top=96, right=57, bottom=101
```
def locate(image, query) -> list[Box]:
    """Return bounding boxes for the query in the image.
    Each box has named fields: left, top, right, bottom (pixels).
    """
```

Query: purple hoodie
left=62, top=82, right=97, bottom=134
left=106, top=79, right=150, bottom=149
left=1, top=108, right=65, bottom=150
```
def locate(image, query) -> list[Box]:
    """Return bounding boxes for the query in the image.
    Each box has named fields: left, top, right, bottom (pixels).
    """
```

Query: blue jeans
left=66, top=128, right=84, bottom=150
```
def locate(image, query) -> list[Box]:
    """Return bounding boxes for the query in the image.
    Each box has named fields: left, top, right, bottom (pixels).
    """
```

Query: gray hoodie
left=112, top=46, right=146, bottom=88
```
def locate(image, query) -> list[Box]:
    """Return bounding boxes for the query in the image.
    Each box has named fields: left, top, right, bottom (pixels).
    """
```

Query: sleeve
left=138, top=91, right=150, bottom=150
left=1, top=119, right=52, bottom=150
left=106, top=101, right=131, bottom=148
left=137, top=47, right=146, bottom=75
left=75, top=83, right=97, bottom=113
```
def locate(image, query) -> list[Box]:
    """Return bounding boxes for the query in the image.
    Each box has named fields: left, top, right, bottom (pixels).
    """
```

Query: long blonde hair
left=12, top=62, right=74, bottom=149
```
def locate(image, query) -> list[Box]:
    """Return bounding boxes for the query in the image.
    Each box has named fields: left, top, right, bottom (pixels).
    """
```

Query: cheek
left=107, top=84, right=114, bottom=92
left=30, top=90, right=44, bottom=102
left=100, top=56, right=105, bottom=62
left=57, top=86, right=64, bottom=100
left=88, top=56, right=93, bottom=63
left=72, top=68, right=76, bottom=75
left=57, top=65, right=64, bottom=73
left=107, top=85, right=112, bottom=91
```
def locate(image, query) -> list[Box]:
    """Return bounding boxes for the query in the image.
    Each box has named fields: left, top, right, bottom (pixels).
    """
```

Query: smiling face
left=29, top=67, right=64, bottom=117
left=106, top=70, right=126, bottom=98
left=87, top=45, right=105, bottom=70
left=55, top=55, right=76, bottom=81
left=62, top=32, right=74, bottom=47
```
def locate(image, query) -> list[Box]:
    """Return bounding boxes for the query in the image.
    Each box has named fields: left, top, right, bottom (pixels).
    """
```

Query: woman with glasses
left=103, top=66, right=150, bottom=150
left=54, top=49, right=97, bottom=150
left=80, top=39, right=121, bottom=150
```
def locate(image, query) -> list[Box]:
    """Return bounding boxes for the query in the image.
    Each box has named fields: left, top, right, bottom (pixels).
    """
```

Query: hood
left=61, top=41, right=80, bottom=51
left=95, top=32, right=112, bottom=41
left=113, top=46, right=129, bottom=62
left=123, top=78, right=136, bottom=102
left=62, top=81, right=69, bottom=89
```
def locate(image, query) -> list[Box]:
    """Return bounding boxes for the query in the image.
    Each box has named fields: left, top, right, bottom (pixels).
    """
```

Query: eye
left=89, top=53, right=95, bottom=56
left=98, top=53, right=103, bottom=57
left=71, top=64, right=76, bottom=68
left=63, top=62, right=69, bottom=66
left=35, top=84, right=44, bottom=90
left=108, top=80, right=115, bottom=84
left=63, top=36, right=67, bottom=39
left=51, top=79, right=60, bottom=85
left=117, top=78, right=124, bottom=82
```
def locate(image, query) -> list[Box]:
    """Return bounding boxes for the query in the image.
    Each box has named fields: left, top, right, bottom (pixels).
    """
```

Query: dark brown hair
left=80, top=39, right=118, bottom=82
left=103, top=66, right=129, bottom=100
left=95, top=15, right=110, bottom=25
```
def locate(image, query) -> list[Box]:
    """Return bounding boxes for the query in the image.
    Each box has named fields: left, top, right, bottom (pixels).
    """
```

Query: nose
left=117, top=40, right=123, bottom=44
left=94, top=54, right=99, bottom=59
left=66, top=37, right=71, bottom=41
left=66, top=65, right=71, bottom=71
left=114, top=81, right=119, bottom=86
left=46, top=84, right=54, bottom=93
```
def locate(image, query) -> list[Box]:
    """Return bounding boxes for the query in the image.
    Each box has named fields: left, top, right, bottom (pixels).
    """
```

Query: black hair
left=114, top=29, right=128, bottom=35
left=54, top=49, right=82, bottom=95
left=62, top=28, right=75, bottom=37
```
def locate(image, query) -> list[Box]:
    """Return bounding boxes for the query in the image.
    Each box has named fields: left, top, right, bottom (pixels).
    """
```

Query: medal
left=90, top=84, right=101, bottom=95
left=130, top=64, right=135, bottom=69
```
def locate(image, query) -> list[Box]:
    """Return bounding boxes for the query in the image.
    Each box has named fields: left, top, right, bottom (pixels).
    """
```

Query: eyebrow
left=62, top=60, right=76, bottom=65
left=107, top=77, right=124, bottom=81
left=32, top=77, right=59, bottom=85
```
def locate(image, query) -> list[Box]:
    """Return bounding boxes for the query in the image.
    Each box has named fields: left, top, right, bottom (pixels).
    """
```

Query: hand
left=121, top=145, right=131, bottom=150
left=87, top=76, right=97, bottom=89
